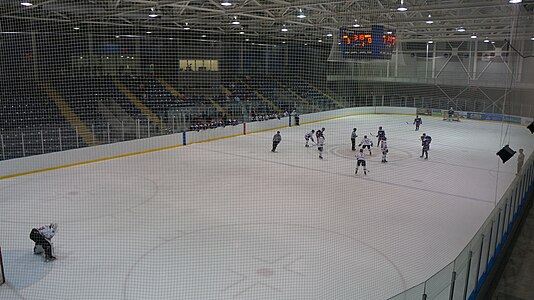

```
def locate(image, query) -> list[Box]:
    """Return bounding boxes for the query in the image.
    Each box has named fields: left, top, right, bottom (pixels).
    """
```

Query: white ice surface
left=1, top=114, right=533, bottom=300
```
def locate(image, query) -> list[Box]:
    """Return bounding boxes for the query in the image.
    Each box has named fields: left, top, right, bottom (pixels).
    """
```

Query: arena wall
left=0, top=106, right=531, bottom=179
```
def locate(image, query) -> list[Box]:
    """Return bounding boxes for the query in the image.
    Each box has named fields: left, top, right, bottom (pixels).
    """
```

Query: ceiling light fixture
left=281, top=25, right=288, bottom=32
left=397, top=0, right=407, bottom=11
left=297, top=9, right=306, bottom=18
left=471, top=33, right=477, bottom=39
left=318, top=39, right=322, bottom=43
left=483, top=38, right=490, bottom=43
left=326, top=33, right=333, bottom=37
left=387, top=31, right=393, bottom=34
left=201, top=35, right=206, bottom=38
left=148, top=8, right=158, bottom=18
left=231, top=16, right=240, bottom=25
left=426, top=14, right=433, bottom=24
left=73, top=27, right=80, bottom=30
left=531, top=36, right=534, bottom=41
left=20, top=2, right=33, bottom=6
left=146, top=31, right=152, bottom=34
left=427, top=40, right=433, bottom=44
left=184, top=23, right=190, bottom=30
left=221, top=0, right=232, bottom=6
left=509, top=0, right=522, bottom=3
left=457, top=27, right=466, bottom=32
left=239, top=31, right=245, bottom=34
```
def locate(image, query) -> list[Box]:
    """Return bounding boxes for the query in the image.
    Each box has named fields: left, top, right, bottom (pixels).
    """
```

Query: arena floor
left=1, top=114, right=533, bottom=300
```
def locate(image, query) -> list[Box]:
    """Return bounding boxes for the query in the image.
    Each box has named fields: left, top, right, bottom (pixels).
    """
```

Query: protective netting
left=0, top=7, right=532, bottom=160
left=0, top=1, right=533, bottom=300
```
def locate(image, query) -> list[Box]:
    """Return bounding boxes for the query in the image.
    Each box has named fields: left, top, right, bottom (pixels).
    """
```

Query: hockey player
left=272, top=131, right=281, bottom=152
left=359, top=135, right=372, bottom=155
left=448, top=107, right=454, bottom=121
left=376, top=126, right=386, bottom=147
left=317, top=133, right=325, bottom=159
left=29, top=223, right=57, bottom=261
left=355, top=149, right=367, bottom=175
left=381, top=137, right=388, bottom=163
left=421, top=139, right=430, bottom=159
left=351, top=128, right=358, bottom=151
left=413, top=115, right=422, bottom=131
left=316, top=128, right=325, bottom=140
left=420, top=133, right=432, bottom=149
left=305, top=130, right=315, bottom=147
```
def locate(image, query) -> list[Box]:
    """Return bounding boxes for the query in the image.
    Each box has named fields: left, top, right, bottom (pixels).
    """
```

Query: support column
left=472, top=41, right=478, bottom=80
left=431, top=43, right=437, bottom=79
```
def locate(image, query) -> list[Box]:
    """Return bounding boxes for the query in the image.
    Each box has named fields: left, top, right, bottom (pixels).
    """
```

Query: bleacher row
left=0, top=76, right=338, bottom=160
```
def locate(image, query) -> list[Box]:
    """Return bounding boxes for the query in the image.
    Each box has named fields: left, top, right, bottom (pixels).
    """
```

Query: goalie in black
left=30, top=223, right=58, bottom=261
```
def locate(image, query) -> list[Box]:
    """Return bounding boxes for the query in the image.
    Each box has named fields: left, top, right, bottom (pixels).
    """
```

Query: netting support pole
left=474, top=234, right=485, bottom=294
left=136, top=119, right=140, bottom=139
left=0, top=134, right=4, bottom=160
left=21, top=132, right=26, bottom=157
left=107, top=123, right=110, bottom=143
left=58, top=128, right=62, bottom=151
left=0, top=246, right=5, bottom=285
left=463, top=251, right=473, bottom=300
left=147, top=119, right=151, bottom=137
left=121, top=121, right=124, bottom=141
left=40, top=130, right=44, bottom=154
left=449, top=271, right=456, bottom=300
left=91, top=124, right=95, bottom=145
left=486, top=221, right=494, bottom=268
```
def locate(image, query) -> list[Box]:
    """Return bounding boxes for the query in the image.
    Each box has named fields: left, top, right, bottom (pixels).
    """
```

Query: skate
left=305, top=144, right=309, bottom=147
left=355, top=169, right=358, bottom=174
left=34, top=245, right=44, bottom=255
left=424, top=157, right=428, bottom=160
left=364, top=171, right=367, bottom=175
left=319, top=156, right=323, bottom=160
left=45, top=256, right=56, bottom=262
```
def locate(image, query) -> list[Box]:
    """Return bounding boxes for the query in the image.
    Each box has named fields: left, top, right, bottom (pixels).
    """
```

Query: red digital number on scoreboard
left=342, top=32, right=395, bottom=47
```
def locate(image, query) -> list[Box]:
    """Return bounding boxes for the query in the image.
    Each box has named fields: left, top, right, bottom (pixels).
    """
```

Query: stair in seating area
left=113, top=79, right=163, bottom=132
left=41, top=82, right=99, bottom=146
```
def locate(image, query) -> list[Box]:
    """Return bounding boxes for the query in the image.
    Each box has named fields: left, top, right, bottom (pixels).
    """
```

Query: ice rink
left=1, top=114, right=533, bottom=300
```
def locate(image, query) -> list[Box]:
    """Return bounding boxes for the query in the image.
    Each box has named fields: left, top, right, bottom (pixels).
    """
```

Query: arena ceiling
left=1, top=0, right=534, bottom=43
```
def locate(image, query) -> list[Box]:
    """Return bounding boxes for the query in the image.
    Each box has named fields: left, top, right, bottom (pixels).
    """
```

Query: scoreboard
left=339, top=25, right=396, bottom=60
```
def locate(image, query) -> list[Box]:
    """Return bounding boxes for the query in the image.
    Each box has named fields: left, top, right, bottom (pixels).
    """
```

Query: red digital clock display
left=341, top=33, right=396, bottom=48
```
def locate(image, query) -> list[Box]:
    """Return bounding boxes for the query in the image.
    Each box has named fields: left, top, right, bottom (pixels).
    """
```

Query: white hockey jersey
left=317, top=136, right=325, bottom=147
left=381, top=141, right=388, bottom=152
left=360, top=137, right=372, bottom=146
left=356, top=152, right=366, bottom=161
left=37, top=225, right=56, bottom=240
